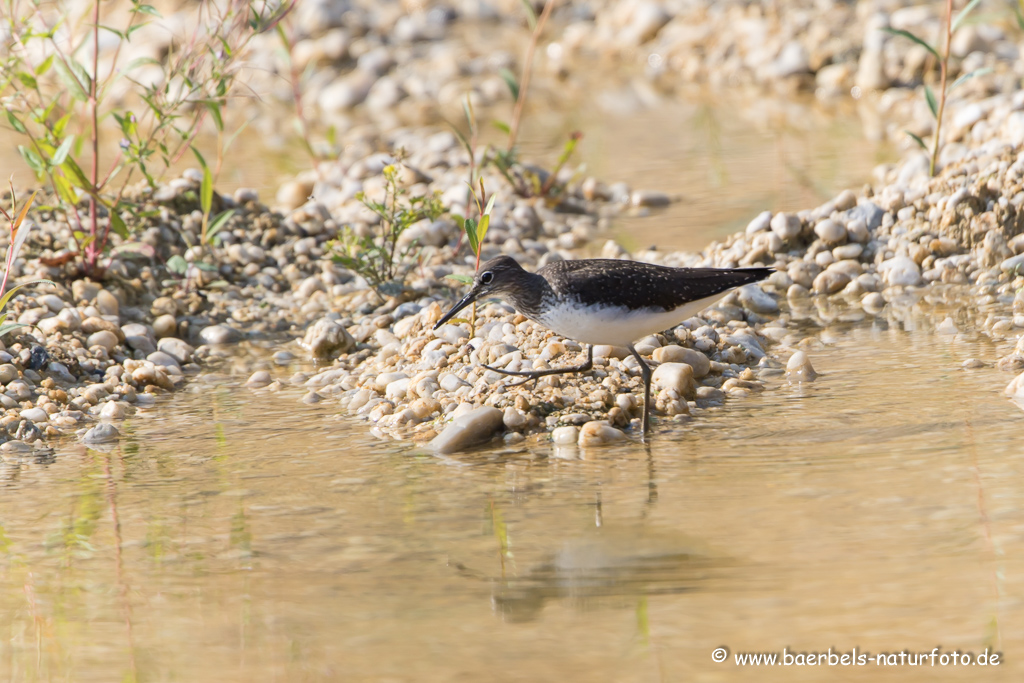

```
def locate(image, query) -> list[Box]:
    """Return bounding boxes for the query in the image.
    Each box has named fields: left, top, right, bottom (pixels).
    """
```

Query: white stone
left=578, top=421, right=626, bottom=446
left=786, top=351, right=818, bottom=382
left=429, top=407, right=504, bottom=454
left=652, top=363, right=696, bottom=399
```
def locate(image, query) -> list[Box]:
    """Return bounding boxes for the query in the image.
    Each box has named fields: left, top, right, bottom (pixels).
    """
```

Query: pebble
left=770, top=212, right=802, bottom=240
left=786, top=351, right=818, bottom=382
left=551, top=425, right=579, bottom=445
left=153, top=314, right=177, bottom=338
left=879, top=256, right=922, bottom=287
left=158, top=338, right=195, bottom=364
left=199, top=324, right=243, bottom=345
left=100, top=401, right=128, bottom=419
left=0, top=364, right=17, bottom=384
left=1006, top=371, right=1024, bottom=398
left=814, top=219, right=846, bottom=244
left=86, top=330, right=119, bottom=353
left=247, top=370, right=273, bottom=388
left=95, top=289, right=120, bottom=316
left=429, top=407, right=504, bottom=454
left=578, top=420, right=627, bottom=446
left=630, top=190, right=671, bottom=208
left=20, top=407, right=48, bottom=423
left=737, top=285, right=779, bottom=314
left=81, top=423, right=119, bottom=444
left=651, top=346, right=711, bottom=378
left=651, top=363, right=696, bottom=399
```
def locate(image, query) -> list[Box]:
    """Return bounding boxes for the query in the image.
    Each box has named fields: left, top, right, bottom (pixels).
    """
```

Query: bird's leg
left=627, top=343, right=653, bottom=441
left=482, top=344, right=594, bottom=387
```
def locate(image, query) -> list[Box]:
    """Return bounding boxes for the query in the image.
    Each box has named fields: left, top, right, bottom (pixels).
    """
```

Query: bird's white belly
left=534, top=292, right=730, bottom=347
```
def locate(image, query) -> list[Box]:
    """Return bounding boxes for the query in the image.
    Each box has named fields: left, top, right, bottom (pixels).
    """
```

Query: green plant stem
left=506, top=0, right=556, bottom=152
left=87, top=0, right=101, bottom=274
left=930, top=0, right=954, bottom=177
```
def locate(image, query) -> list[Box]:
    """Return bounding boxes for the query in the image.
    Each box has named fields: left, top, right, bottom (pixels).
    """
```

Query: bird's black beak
left=434, top=286, right=480, bottom=329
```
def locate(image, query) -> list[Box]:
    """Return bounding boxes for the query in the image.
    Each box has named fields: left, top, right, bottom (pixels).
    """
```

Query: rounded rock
left=100, top=401, right=128, bottom=419
left=651, top=346, right=710, bottom=378
left=578, top=421, right=626, bottom=447
left=770, top=212, right=802, bottom=241
left=814, top=219, right=846, bottom=245
left=651, top=363, right=696, bottom=399
left=152, top=314, right=178, bottom=339
left=551, top=425, right=579, bottom=445
left=785, top=350, right=818, bottom=382
left=246, top=370, right=273, bottom=388
left=199, top=324, right=243, bottom=345
left=95, top=289, right=120, bottom=317
left=429, top=407, right=504, bottom=454
left=82, top=423, right=119, bottom=444
left=20, top=407, right=48, bottom=423
left=87, top=330, right=119, bottom=353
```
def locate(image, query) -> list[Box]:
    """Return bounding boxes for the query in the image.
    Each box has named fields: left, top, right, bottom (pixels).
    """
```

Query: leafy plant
left=448, top=0, right=583, bottom=200
left=884, top=0, right=989, bottom=175
left=330, top=164, right=445, bottom=300
left=446, top=182, right=497, bottom=329
left=0, top=186, right=55, bottom=337
left=0, top=0, right=288, bottom=275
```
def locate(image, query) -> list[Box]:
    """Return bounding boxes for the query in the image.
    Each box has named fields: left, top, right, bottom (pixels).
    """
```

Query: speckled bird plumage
left=436, top=256, right=772, bottom=346
left=434, top=255, right=774, bottom=440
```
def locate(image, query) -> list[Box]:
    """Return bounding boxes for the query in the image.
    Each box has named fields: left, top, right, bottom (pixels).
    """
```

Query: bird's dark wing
left=539, top=259, right=773, bottom=311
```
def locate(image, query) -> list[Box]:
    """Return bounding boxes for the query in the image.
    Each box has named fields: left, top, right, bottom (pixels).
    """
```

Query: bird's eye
left=480, top=271, right=494, bottom=285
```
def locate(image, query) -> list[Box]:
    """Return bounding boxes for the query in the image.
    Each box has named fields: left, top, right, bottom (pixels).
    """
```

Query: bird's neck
left=503, top=270, right=553, bottom=319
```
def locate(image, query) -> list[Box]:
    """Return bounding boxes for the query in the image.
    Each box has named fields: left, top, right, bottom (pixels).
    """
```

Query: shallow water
left=2, top=309, right=1022, bottom=681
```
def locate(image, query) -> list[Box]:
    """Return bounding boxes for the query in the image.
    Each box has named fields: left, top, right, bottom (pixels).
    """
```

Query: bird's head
left=434, top=256, right=528, bottom=329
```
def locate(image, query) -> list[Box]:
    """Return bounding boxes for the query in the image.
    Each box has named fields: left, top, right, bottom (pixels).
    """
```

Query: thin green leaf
left=5, top=111, right=26, bottom=134
left=905, top=130, right=928, bottom=150
left=51, top=136, right=74, bottom=166
left=113, top=242, right=156, bottom=259
left=53, top=59, right=90, bottom=101
left=951, top=0, right=983, bottom=33
left=519, top=0, right=538, bottom=30
left=52, top=174, right=78, bottom=205
left=881, top=27, right=940, bottom=61
left=499, top=68, right=520, bottom=102
left=61, top=157, right=92, bottom=189
left=166, top=255, right=188, bottom=275
left=201, top=161, right=213, bottom=217
left=948, top=67, right=994, bottom=93
left=134, top=4, right=162, bottom=17
left=464, top=217, right=479, bottom=254
left=193, top=261, right=218, bottom=272
left=206, top=101, right=224, bottom=132
left=18, top=146, right=44, bottom=175
left=462, top=95, right=476, bottom=136
left=191, top=146, right=208, bottom=170
left=449, top=121, right=473, bottom=157
left=0, top=280, right=55, bottom=314
left=125, top=56, right=160, bottom=71
left=34, top=55, right=54, bottom=76
left=16, top=71, right=37, bottom=89
left=476, top=194, right=497, bottom=245
left=444, top=274, right=474, bottom=285
left=492, top=120, right=511, bottom=135
left=109, top=209, right=129, bottom=239
left=1015, top=1, right=1024, bottom=31
left=206, top=209, right=235, bottom=240
left=924, top=85, right=938, bottom=118
left=0, top=322, right=29, bottom=337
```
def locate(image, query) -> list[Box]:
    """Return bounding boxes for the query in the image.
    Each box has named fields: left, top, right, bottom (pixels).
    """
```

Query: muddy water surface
left=1, top=313, right=1022, bottom=682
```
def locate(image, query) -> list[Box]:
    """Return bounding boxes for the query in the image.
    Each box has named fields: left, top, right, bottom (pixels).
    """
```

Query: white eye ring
left=480, top=271, right=494, bottom=284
